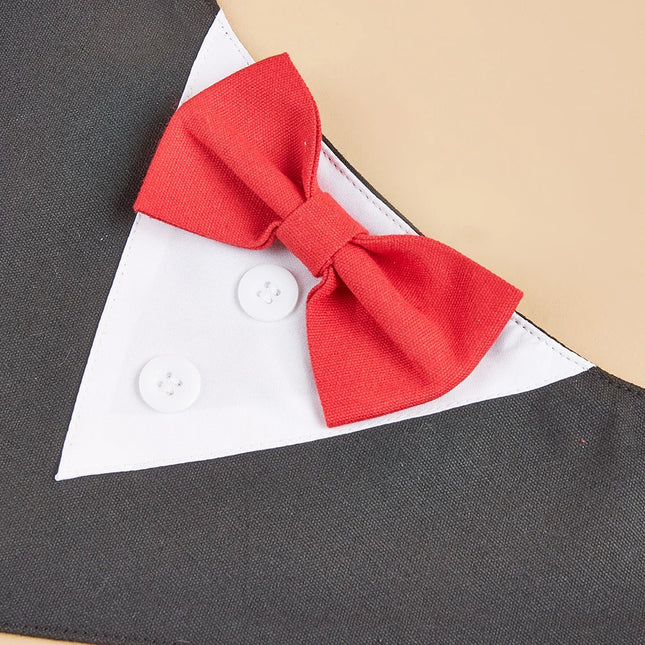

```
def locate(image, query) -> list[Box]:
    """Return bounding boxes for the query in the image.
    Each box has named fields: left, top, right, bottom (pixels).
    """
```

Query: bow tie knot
left=275, top=190, right=367, bottom=277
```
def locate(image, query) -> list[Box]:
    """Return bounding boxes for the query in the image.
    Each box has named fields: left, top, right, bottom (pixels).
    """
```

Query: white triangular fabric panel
left=56, top=11, right=592, bottom=481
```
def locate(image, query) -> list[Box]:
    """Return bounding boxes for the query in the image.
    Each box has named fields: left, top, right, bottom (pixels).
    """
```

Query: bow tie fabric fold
left=134, top=53, right=522, bottom=427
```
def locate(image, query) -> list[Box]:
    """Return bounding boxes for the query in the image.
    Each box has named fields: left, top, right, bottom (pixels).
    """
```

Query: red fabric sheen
left=134, top=53, right=523, bottom=427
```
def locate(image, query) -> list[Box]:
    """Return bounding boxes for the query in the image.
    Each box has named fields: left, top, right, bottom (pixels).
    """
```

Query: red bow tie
left=134, top=53, right=522, bottom=427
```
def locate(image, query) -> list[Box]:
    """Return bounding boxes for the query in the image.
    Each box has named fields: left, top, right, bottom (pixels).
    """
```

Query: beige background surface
left=3, top=0, right=643, bottom=643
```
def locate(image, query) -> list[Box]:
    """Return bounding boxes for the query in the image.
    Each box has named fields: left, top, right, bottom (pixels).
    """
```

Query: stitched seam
left=595, top=369, right=645, bottom=399
left=509, top=317, right=590, bottom=369
left=320, top=147, right=410, bottom=234
left=0, top=620, right=172, bottom=645
left=216, top=17, right=254, bottom=66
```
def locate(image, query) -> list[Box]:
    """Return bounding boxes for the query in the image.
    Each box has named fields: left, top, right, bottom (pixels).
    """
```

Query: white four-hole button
left=139, top=355, right=201, bottom=413
left=237, top=264, right=299, bottom=322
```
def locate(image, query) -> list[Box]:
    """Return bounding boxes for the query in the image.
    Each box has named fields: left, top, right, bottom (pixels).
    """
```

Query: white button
left=237, top=264, right=299, bottom=322
left=138, top=355, right=201, bottom=413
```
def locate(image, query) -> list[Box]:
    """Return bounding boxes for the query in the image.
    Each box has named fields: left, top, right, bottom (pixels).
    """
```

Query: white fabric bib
left=56, top=11, right=592, bottom=481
